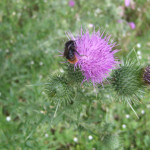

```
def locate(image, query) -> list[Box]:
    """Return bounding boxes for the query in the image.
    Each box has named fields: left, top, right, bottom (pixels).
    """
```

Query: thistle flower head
left=128, top=22, right=136, bottom=29
left=68, top=0, right=75, bottom=7
left=143, top=66, right=150, bottom=85
left=67, top=28, right=118, bottom=85
left=125, top=0, right=131, bottom=7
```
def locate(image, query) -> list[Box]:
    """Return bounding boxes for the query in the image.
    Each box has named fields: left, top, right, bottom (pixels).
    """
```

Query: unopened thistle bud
left=46, top=74, right=75, bottom=106
left=111, top=60, right=145, bottom=101
left=143, top=66, right=150, bottom=85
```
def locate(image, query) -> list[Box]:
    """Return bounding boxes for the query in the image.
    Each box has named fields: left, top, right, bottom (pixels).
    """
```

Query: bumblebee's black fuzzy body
left=64, top=40, right=78, bottom=64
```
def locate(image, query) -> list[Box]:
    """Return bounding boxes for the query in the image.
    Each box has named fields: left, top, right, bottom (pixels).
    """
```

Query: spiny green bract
left=63, top=63, right=84, bottom=85
left=111, top=60, right=145, bottom=101
left=102, top=134, right=120, bottom=150
left=112, top=66, right=143, bottom=96
left=45, top=74, right=75, bottom=106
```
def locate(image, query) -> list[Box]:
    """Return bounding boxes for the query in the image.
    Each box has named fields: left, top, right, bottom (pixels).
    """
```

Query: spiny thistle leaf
left=100, top=123, right=114, bottom=133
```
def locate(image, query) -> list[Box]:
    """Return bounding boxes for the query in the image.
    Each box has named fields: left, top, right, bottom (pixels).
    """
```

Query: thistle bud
left=111, top=60, right=145, bottom=101
left=143, top=66, right=150, bottom=85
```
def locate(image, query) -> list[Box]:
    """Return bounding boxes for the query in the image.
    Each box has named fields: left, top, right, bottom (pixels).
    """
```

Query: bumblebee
left=63, top=40, right=79, bottom=64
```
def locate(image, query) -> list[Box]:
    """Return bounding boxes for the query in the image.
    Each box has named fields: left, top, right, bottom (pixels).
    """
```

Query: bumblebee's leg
left=74, top=49, right=84, bottom=56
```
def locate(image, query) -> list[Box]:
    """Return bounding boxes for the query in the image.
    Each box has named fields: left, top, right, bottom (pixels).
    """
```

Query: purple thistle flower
left=125, top=0, right=131, bottom=7
left=143, top=66, right=150, bottom=84
left=117, top=19, right=123, bottom=23
left=128, top=22, right=136, bottom=29
left=68, top=0, right=75, bottom=7
left=67, top=28, right=118, bottom=85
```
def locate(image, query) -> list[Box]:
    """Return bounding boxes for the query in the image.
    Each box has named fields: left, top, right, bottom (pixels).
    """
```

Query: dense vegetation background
left=0, top=0, right=150, bottom=149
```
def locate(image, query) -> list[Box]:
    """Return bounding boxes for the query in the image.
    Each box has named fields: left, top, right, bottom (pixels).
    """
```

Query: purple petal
left=68, top=0, right=75, bottom=7
left=125, top=0, right=130, bottom=7
left=117, top=20, right=123, bottom=23
left=128, top=22, right=136, bottom=29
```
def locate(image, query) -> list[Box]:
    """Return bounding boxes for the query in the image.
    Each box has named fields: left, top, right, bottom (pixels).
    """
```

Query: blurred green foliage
left=0, top=0, right=150, bottom=149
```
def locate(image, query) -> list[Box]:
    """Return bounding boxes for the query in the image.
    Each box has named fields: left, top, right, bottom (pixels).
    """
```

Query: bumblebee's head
left=65, top=40, right=75, bottom=50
